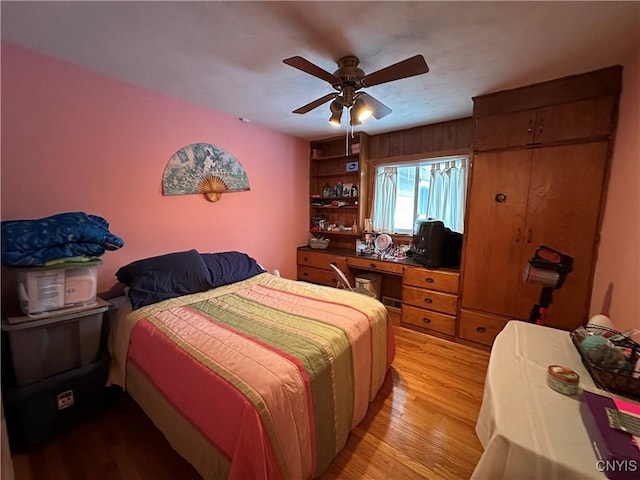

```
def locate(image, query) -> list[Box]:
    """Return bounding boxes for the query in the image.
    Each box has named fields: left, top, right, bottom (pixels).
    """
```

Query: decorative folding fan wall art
left=162, top=143, right=250, bottom=202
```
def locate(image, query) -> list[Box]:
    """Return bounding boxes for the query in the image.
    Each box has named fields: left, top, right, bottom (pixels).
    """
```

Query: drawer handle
left=424, top=298, right=433, bottom=304
left=303, top=272, right=308, bottom=277
left=369, top=263, right=376, bottom=269
left=425, top=277, right=434, bottom=283
left=303, top=257, right=308, bottom=261
left=476, top=326, right=486, bottom=333
left=422, top=317, right=432, bottom=324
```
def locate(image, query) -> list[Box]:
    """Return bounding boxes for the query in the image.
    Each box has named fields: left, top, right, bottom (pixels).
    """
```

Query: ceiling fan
left=283, top=54, right=429, bottom=127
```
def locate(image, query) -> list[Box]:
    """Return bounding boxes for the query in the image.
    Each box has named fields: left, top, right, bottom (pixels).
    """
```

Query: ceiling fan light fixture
left=351, top=98, right=372, bottom=125
left=328, top=98, right=343, bottom=126
left=349, top=106, right=362, bottom=126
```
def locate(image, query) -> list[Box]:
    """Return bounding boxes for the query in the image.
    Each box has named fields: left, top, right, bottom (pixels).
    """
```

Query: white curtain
left=372, top=166, right=397, bottom=234
left=425, top=159, right=466, bottom=233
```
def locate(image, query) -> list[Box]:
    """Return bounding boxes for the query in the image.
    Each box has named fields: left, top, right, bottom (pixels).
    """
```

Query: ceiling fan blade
left=362, top=55, right=429, bottom=88
left=283, top=56, right=340, bottom=85
left=292, top=93, right=337, bottom=114
left=359, top=93, right=392, bottom=119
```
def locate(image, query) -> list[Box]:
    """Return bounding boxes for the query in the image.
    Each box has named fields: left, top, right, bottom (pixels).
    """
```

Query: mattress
left=108, top=272, right=394, bottom=479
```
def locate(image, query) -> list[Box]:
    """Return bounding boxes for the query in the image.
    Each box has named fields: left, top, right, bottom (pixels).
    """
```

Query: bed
left=107, top=250, right=395, bottom=479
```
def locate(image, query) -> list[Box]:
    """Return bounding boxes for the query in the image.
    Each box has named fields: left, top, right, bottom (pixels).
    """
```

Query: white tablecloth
left=471, top=320, right=609, bottom=480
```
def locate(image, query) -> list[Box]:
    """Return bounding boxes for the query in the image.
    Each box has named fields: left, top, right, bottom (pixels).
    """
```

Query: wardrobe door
left=515, top=142, right=609, bottom=330
left=461, top=150, right=531, bottom=316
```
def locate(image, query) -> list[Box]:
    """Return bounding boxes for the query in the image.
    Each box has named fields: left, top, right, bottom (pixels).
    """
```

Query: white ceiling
left=2, top=1, right=638, bottom=141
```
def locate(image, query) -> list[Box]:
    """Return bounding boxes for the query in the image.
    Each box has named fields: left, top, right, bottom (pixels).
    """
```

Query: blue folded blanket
left=1, top=212, right=124, bottom=266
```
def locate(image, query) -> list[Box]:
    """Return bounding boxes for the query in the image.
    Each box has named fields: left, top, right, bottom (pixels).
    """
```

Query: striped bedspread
left=108, top=273, right=394, bottom=479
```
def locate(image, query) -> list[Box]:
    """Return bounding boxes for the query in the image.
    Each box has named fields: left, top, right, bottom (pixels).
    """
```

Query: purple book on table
left=580, top=391, right=640, bottom=480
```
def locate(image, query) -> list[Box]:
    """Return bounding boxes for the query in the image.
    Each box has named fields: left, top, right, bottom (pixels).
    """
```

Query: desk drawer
left=297, top=265, right=337, bottom=287
left=297, top=250, right=347, bottom=271
left=402, top=304, right=456, bottom=336
left=346, top=257, right=404, bottom=275
left=403, top=267, right=459, bottom=293
left=403, top=286, right=458, bottom=315
left=459, top=309, right=509, bottom=346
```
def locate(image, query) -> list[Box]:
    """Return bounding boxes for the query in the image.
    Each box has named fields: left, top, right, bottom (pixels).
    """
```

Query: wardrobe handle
left=527, top=118, right=534, bottom=134
left=516, top=228, right=522, bottom=243
left=527, top=229, right=533, bottom=243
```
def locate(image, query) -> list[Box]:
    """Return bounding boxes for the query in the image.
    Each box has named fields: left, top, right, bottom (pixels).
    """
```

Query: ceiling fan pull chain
left=345, top=128, right=349, bottom=156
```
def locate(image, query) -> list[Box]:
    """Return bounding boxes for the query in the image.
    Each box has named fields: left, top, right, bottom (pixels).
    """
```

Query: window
left=371, top=155, right=468, bottom=234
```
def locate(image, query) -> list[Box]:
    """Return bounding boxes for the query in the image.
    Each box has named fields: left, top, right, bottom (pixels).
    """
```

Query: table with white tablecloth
left=471, top=320, right=613, bottom=480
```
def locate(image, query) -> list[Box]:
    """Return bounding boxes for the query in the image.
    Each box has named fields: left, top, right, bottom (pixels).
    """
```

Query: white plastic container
left=14, top=261, right=100, bottom=316
left=355, top=273, right=382, bottom=299
left=2, top=298, right=110, bottom=386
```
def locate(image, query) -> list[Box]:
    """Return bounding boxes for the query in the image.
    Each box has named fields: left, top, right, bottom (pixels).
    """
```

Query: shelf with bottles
left=312, top=172, right=360, bottom=179
left=315, top=181, right=359, bottom=198
left=309, top=230, right=360, bottom=237
left=311, top=215, right=360, bottom=235
left=311, top=196, right=359, bottom=209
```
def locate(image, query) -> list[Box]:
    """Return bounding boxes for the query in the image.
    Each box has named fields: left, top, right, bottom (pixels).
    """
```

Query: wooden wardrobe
left=459, top=66, right=622, bottom=346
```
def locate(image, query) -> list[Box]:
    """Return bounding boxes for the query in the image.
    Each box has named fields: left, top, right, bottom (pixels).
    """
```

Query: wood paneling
left=472, top=66, right=622, bottom=116
left=10, top=327, right=490, bottom=480
left=368, top=118, right=472, bottom=160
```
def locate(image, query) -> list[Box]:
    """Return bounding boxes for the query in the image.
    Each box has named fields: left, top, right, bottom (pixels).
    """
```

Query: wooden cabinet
left=296, top=249, right=349, bottom=287
left=474, top=96, right=616, bottom=151
left=460, top=67, right=621, bottom=345
left=401, top=267, right=460, bottom=338
left=458, top=310, right=508, bottom=347
left=462, top=142, right=609, bottom=330
left=346, top=256, right=404, bottom=275
left=309, top=134, right=368, bottom=250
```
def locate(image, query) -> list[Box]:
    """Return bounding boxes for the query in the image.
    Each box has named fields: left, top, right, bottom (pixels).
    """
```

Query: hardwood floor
left=9, top=326, right=490, bottom=479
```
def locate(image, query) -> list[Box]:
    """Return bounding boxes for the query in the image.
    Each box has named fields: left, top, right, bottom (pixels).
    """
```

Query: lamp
left=328, top=98, right=343, bottom=126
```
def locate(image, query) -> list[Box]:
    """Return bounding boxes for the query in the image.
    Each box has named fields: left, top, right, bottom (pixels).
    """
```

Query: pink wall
left=590, top=49, right=640, bottom=331
left=1, top=42, right=310, bottom=296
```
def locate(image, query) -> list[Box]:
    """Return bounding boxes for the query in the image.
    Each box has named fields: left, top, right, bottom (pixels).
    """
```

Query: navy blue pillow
left=200, top=251, right=265, bottom=288
left=115, top=249, right=213, bottom=309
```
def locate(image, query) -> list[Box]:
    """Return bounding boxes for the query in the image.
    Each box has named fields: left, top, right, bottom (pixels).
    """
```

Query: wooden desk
left=296, top=246, right=461, bottom=341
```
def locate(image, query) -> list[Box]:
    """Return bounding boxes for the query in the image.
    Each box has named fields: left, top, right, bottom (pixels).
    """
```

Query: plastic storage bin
left=2, top=298, right=110, bottom=386
left=13, top=260, right=101, bottom=316
left=355, top=273, right=382, bottom=299
left=3, top=351, right=110, bottom=451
